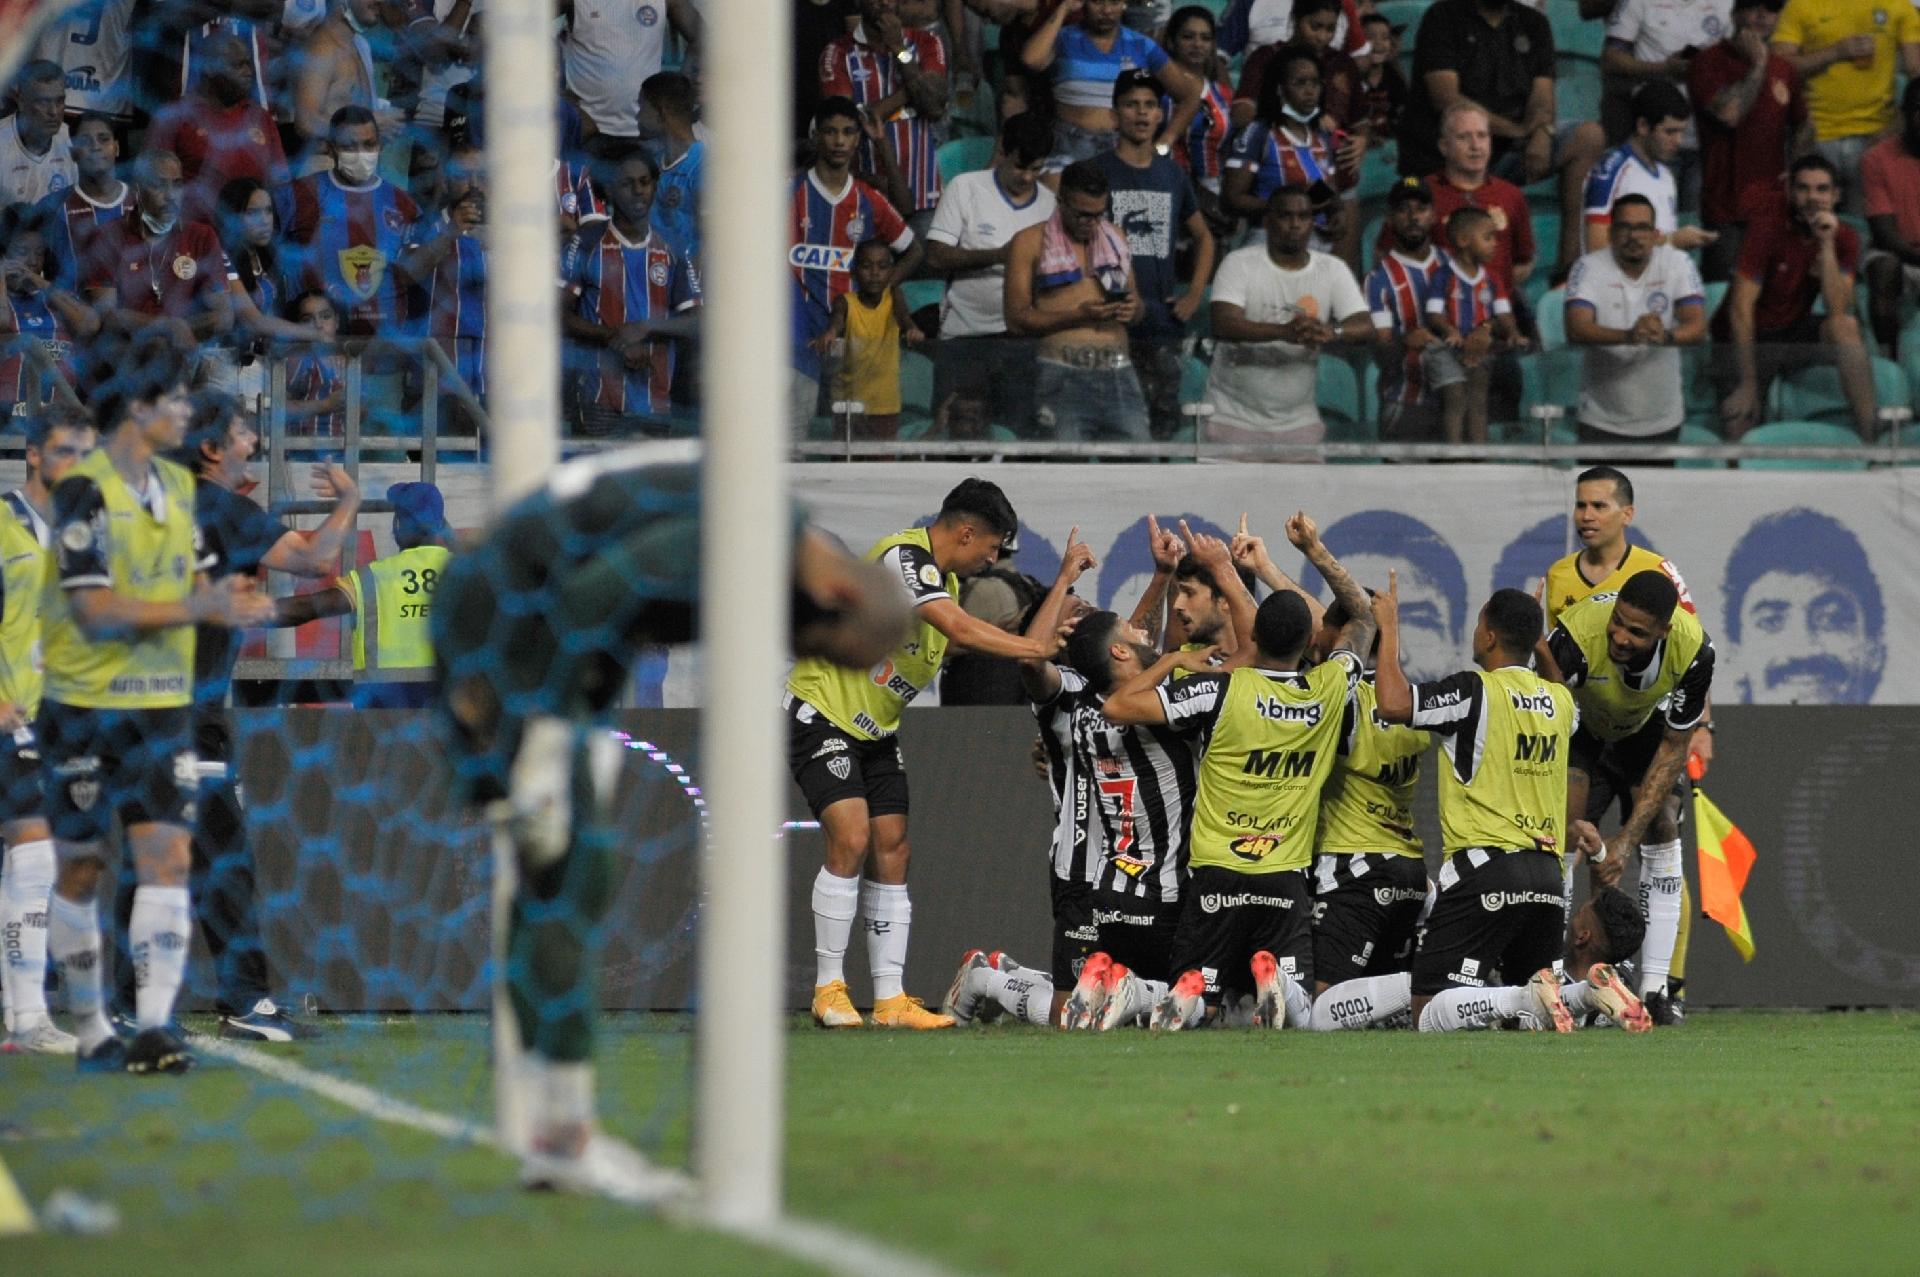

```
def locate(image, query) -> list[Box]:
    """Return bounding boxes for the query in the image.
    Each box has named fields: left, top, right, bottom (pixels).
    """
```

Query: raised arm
left=1017, top=526, right=1096, bottom=702
left=1182, top=519, right=1256, bottom=668
left=1286, top=511, right=1374, bottom=655
left=1102, top=643, right=1219, bottom=725
left=261, top=464, right=363, bottom=577
left=1230, top=512, right=1324, bottom=628
left=1370, top=573, right=1410, bottom=722
left=1126, top=512, right=1184, bottom=640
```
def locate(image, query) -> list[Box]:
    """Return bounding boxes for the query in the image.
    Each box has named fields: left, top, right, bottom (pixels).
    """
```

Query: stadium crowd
left=0, top=0, right=1903, bottom=449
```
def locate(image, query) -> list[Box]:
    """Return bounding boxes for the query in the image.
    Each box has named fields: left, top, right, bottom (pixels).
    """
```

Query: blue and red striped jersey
left=0, top=289, right=72, bottom=406
left=1426, top=259, right=1511, bottom=334
left=287, top=351, right=343, bottom=437
left=1169, top=79, right=1234, bottom=192
left=818, top=26, right=946, bottom=213
left=562, top=220, right=700, bottom=416
left=404, top=213, right=487, bottom=395
left=1364, top=247, right=1450, bottom=408
left=788, top=170, right=910, bottom=377
left=280, top=173, right=420, bottom=336
left=38, top=182, right=134, bottom=291
left=1224, top=120, right=1348, bottom=200
left=555, top=158, right=604, bottom=227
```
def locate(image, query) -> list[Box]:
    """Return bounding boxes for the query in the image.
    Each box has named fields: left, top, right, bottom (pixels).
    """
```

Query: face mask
left=335, top=150, right=379, bottom=183
left=142, top=211, right=177, bottom=236
left=1281, top=102, right=1319, bottom=125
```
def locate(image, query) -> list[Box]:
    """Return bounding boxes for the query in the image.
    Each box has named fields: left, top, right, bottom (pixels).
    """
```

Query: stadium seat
left=936, top=136, right=995, bottom=185
left=1528, top=209, right=1561, bottom=270
left=1548, top=6, right=1606, bottom=61
left=1702, top=279, right=1729, bottom=317
left=1554, top=68, right=1602, bottom=126
left=1738, top=420, right=1869, bottom=470
left=1677, top=420, right=1725, bottom=469
left=1181, top=352, right=1212, bottom=404
left=902, top=278, right=946, bottom=319
left=1535, top=285, right=1568, bottom=351
left=1355, top=146, right=1401, bottom=203
left=1361, top=212, right=1386, bottom=274
left=949, top=79, right=999, bottom=139
left=1318, top=354, right=1361, bottom=428
left=1768, top=358, right=1909, bottom=426
left=900, top=349, right=936, bottom=417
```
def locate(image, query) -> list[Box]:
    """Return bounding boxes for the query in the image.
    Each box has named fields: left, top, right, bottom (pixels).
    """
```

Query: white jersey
left=1605, top=0, right=1731, bottom=146
left=1204, top=245, right=1367, bottom=434
left=563, top=0, right=670, bottom=139
left=1582, top=143, right=1680, bottom=236
left=0, top=119, right=75, bottom=208
left=925, top=170, right=1056, bottom=338
left=32, top=0, right=135, bottom=120
left=1565, top=244, right=1704, bottom=436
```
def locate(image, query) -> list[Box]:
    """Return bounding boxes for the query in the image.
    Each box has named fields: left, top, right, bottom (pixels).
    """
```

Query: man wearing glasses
left=1564, top=193, right=1708, bottom=451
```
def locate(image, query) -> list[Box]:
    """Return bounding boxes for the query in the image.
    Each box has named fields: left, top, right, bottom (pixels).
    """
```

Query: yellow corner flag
left=1693, top=783, right=1756, bottom=962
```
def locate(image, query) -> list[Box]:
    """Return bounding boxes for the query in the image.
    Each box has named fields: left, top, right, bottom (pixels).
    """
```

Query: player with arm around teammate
left=791, top=478, right=1073, bottom=1031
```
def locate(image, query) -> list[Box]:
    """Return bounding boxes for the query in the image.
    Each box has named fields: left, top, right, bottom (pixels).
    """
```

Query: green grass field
left=6, top=1011, right=1918, bottom=1276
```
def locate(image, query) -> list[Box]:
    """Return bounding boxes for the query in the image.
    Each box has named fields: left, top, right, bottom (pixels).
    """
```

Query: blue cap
left=387, top=481, right=449, bottom=534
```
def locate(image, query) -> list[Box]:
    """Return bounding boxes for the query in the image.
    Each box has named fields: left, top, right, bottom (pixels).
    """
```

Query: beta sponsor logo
left=1508, top=689, right=1558, bottom=716
left=1198, top=890, right=1294, bottom=913
left=1372, top=885, right=1425, bottom=906
left=790, top=243, right=854, bottom=273
left=1480, top=890, right=1562, bottom=912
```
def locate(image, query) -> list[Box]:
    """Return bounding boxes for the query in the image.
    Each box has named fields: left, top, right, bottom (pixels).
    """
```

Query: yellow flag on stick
left=1693, top=784, right=1756, bottom=962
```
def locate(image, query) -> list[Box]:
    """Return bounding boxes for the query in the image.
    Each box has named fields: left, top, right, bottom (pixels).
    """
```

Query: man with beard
left=1364, top=177, right=1451, bottom=441
left=146, top=31, right=290, bottom=229
left=1540, top=570, right=1715, bottom=1023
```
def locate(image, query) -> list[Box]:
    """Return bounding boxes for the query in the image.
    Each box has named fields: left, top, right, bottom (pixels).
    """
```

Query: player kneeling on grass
left=1312, top=884, right=1651, bottom=1033
left=1364, top=580, right=1591, bottom=1034
left=44, top=338, right=277, bottom=1075
left=432, top=451, right=910, bottom=1194
left=1104, top=515, right=1375, bottom=1031
left=947, top=530, right=1197, bottom=1032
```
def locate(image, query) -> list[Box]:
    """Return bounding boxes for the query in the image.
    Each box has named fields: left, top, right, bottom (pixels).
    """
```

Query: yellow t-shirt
left=785, top=527, right=956, bottom=740
left=0, top=495, right=48, bottom=715
left=833, top=290, right=902, bottom=415
left=1161, top=653, right=1359, bottom=875
left=1544, top=543, right=1691, bottom=630
left=1775, top=0, right=1920, bottom=141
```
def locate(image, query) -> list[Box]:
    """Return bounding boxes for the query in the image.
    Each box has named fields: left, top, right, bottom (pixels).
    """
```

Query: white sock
left=1417, top=985, right=1530, bottom=1032
left=1, top=839, right=55, bottom=1028
left=542, top=1059, right=595, bottom=1129
left=810, top=868, right=859, bottom=987
left=130, top=885, right=192, bottom=1030
left=1282, top=978, right=1314, bottom=1028
left=1139, top=978, right=1169, bottom=1010
left=984, top=965, right=1054, bottom=1026
left=47, top=892, right=112, bottom=1049
left=1561, top=981, right=1595, bottom=1018
left=860, top=881, right=911, bottom=1001
left=1311, top=973, right=1413, bottom=1031
left=1637, top=840, right=1684, bottom=998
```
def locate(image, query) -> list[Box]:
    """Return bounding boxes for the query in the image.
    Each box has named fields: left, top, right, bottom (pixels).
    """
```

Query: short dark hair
left=1789, top=153, right=1840, bottom=186
left=84, top=330, right=187, bottom=432
left=593, top=146, right=659, bottom=188
left=999, top=111, right=1053, bottom=167
left=1266, top=183, right=1314, bottom=215
left=1576, top=464, right=1633, bottom=506
left=640, top=70, right=696, bottom=119
left=1174, top=554, right=1255, bottom=599
left=1058, top=159, right=1109, bottom=201
left=1482, top=588, right=1543, bottom=654
left=1722, top=508, right=1883, bottom=643
left=1617, top=569, right=1679, bottom=621
left=132, top=149, right=181, bottom=185
left=852, top=236, right=893, bottom=265
left=23, top=403, right=92, bottom=451
left=937, top=477, right=1017, bottom=540
left=1321, top=588, right=1380, bottom=657
left=329, top=103, right=379, bottom=137
left=1448, top=205, right=1493, bottom=239
left=13, top=59, right=63, bottom=93
left=170, top=389, right=245, bottom=473
left=72, top=109, right=117, bottom=137
left=813, top=95, right=862, bottom=132
left=1162, top=5, right=1217, bottom=47
left=1064, top=610, right=1125, bottom=694
left=0, top=199, right=49, bottom=258
left=1631, top=80, right=1691, bottom=130
left=1610, top=193, right=1656, bottom=223
left=1590, top=887, right=1647, bottom=966
left=1293, top=0, right=1341, bottom=19
left=1253, top=591, right=1312, bottom=661
left=289, top=286, right=337, bottom=323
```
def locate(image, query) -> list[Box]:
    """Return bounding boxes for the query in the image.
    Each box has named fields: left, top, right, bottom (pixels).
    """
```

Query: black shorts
left=1051, top=875, right=1099, bottom=986
left=1311, top=852, right=1428, bottom=984
left=38, top=701, right=197, bottom=844
left=1168, top=865, right=1313, bottom=1007
left=1570, top=716, right=1680, bottom=823
left=1091, top=886, right=1181, bottom=982
left=785, top=696, right=909, bottom=819
left=0, top=721, right=42, bottom=826
left=1411, top=849, right=1565, bottom=997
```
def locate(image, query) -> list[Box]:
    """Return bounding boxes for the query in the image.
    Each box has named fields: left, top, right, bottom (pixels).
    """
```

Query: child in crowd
left=285, top=289, right=345, bottom=438
left=1424, top=207, right=1527, bottom=444
left=816, top=238, right=925, bottom=440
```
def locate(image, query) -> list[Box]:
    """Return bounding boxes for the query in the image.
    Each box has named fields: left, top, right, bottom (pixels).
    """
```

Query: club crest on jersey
left=846, top=214, right=866, bottom=239
left=649, top=258, right=670, bottom=287
left=173, top=255, right=196, bottom=280
left=1647, top=291, right=1669, bottom=315
left=338, top=245, right=387, bottom=300
left=60, top=520, right=93, bottom=553
left=638, top=3, right=659, bottom=24
left=827, top=755, right=851, bottom=780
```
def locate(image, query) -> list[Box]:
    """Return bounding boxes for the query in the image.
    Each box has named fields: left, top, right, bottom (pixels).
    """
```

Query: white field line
left=191, top=1035, right=964, bottom=1277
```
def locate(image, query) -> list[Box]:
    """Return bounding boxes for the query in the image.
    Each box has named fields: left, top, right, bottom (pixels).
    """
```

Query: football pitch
left=5, top=1010, right=1917, bottom=1276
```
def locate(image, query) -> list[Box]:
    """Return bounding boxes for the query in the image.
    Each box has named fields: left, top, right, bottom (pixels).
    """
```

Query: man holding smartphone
left=1003, top=158, right=1152, bottom=441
